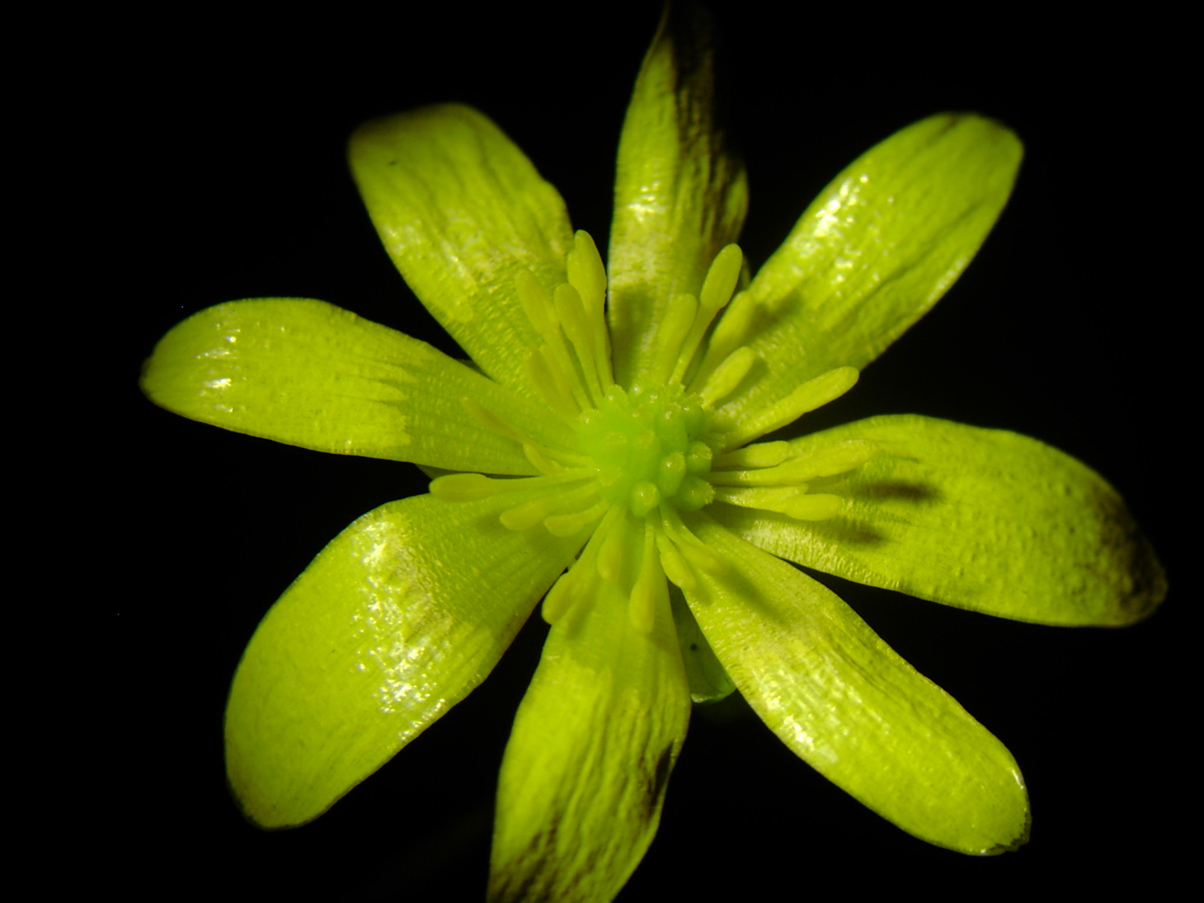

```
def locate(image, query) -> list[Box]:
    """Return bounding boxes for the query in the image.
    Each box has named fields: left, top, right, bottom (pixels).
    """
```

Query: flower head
left=143, top=8, right=1165, bottom=902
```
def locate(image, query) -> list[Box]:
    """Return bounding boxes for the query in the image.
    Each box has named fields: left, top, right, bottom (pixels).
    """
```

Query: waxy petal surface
left=226, top=491, right=583, bottom=828
left=350, top=104, right=574, bottom=398
left=490, top=569, right=690, bottom=902
left=721, top=115, right=1021, bottom=424
left=143, top=299, right=571, bottom=473
left=684, top=515, right=1030, bottom=854
left=713, top=415, right=1166, bottom=625
left=607, top=5, right=748, bottom=386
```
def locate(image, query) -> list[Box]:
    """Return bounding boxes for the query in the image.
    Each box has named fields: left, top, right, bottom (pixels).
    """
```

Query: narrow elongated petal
left=490, top=572, right=690, bottom=902
left=607, top=4, right=749, bottom=386
left=719, top=115, right=1022, bottom=424
left=350, top=104, right=575, bottom=397
left=684, top=515, right=1030, bottom=854
left=143, top=298, right=573, bottom=473
left=713, top=415, right=1166, bottom=626
left=226, top=490, right=584, bottom=828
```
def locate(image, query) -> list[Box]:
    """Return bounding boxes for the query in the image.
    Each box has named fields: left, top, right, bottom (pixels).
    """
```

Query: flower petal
left=225, top=490, right=584, bottom=828
left=490, top=573, right=690, bottom=902
left=142, top=298, right=573, bottom=473
left=607, top=4, right=749, bottom=386
left=712, top=415, right=1166, bottom=626
left=720, top=114, right=1022, bottom=423
left=349, top=104, right=574, bottom=397
left=685, top=515, right=1030, bottom=854
left=671, top=586, right=735, bottom=703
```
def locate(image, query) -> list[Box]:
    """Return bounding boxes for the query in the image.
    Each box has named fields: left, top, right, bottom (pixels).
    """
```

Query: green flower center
left=577, top=384, right=715, bottom=518
left=427, top=231, right=872, bottom=633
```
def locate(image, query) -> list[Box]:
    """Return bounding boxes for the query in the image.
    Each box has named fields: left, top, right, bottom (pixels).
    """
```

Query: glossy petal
left=350, top=104, right=574, bottom=398
left=607, top=4, right=748, bottom=386
left=225, top=490, right=584, bottom=828
left=685, top=515, right=1030, bottom=854
left=720, top=115, right=1022, bottom=424
left=143, top=298, right=572, bottom=473
left=490, top=572, right=690, bottom=902
left=713, top=415, right=1166, bottom=626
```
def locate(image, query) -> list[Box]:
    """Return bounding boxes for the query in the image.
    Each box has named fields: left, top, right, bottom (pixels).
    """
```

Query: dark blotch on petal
left=1085, top=482, right=1167, bottom=625
left=646, top=744, right=675, bottom=819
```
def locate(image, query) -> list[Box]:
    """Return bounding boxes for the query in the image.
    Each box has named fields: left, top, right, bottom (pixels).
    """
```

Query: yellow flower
left=143, top=8, right=1164, bottom=902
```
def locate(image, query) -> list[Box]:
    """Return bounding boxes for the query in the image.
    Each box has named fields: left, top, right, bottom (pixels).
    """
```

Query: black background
left=108, top=2, right=1185, bottom=898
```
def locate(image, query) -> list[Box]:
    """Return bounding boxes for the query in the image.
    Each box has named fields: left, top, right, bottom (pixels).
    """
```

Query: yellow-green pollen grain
left=577, top=383, right=716, bottom=519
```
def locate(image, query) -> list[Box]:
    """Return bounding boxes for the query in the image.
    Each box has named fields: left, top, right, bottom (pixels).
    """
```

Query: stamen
left=546, top=337, right=594, bottom=412
left=597, top=509, right=631, bottom=583
left=429, top=472, right=501, bottom=501
left=652, top=292, right=698, bottom=385
left=566, top=231, right=607, bottom=315
left=522, top=443, right=564, bottom=475
left=429, top=470, right=587, bottom=501
left=712, top=485, right=806, bottom=507
left=791, top=438, right=881, bottom=479
left=566, top=231, right=614, bottom=390
left=541, top=569, right=578, bottom=624
left=516, top=269, right=592, bottom=411
left=554, top=283, right=605, bottom=405
left=672, top=244, right=744, bottom=386
left=695, top=345, right=755, bottom=408
left=718, top=366, right=859, bottom=449
left=660, top=508, right=728, bottom=577
left=460, top=395, right=531, bottom=446
left=544, top=500, right=608, bottom=537
left=517, top=231, right=616, bottom=414
left=515, top=268, right=557, bottom=339
left=500, top=480, right=599, bottom=531
left=628, top=521, right=667, bottom=635
left=524, top=347, right=580, bottom=420
left=708, top=460, right=811, bottom=486
left=460, top=393, right=582, bottom=468
left=522, top=442, right=590, bottom=475
left=499, top=497, right=561, bottom=531
left=655, top=530, right=696, bottom=591
left=541, top=549, right=596, bottom=625
left=713, top=441, right=791, bottom=470
left=783, top=494, right=845, bottom=520
left=707, top=438, right=881, bottom=488
left=698, top=244, right=744, bottom=319
left=692, top=290, right=758, bottom=387
left=541, top=513, right=609, bottom=625
left=712, top=486, right=845, bottom=520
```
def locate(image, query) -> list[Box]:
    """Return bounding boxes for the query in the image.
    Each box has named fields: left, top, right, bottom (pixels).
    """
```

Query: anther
left=565, top=231, right=614, bottom=390
left=671, top=244, right=745, bottom=386
left=628, top=523, right=666, bottom=634
left=692, top=290, right=757, bottom=387
left=525, top=347, right=580, bottom=420
left=717, top=366, right=859, bottom=449
left=652, top=292, right=698, bottom=384
left=714, top=441, right=790, bottom=470
left=696, top=345, right=756, bottom=408
left=544, top=501, right=608, bottom=537
left=712, top=486, right=845, bottom=521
